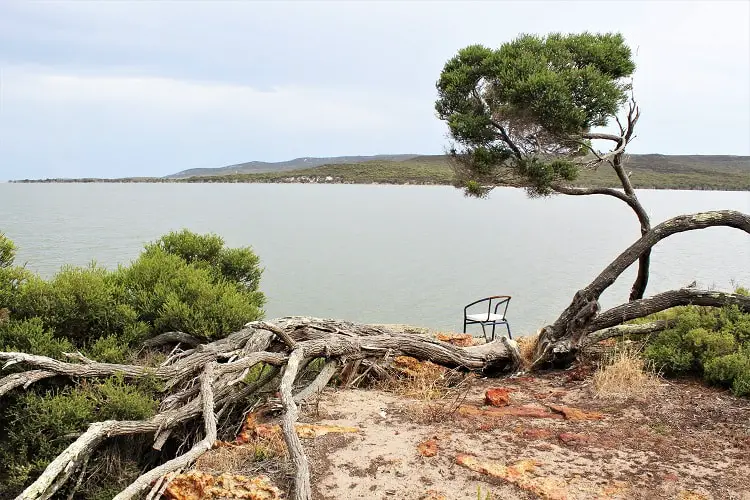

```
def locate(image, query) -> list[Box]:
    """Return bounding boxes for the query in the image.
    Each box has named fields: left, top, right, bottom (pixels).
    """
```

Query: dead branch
left=143, top=331, right=202, bottom=348
left=279, top=349, right=310, bottom=500
left=581, top=321, right=669, bottom=347
left=112, top=363, right=217, bottom=500
left=0, top=369, right=55, bottom=397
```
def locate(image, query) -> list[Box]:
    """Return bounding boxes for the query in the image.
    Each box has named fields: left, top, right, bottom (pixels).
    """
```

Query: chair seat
left=466, top=312, right=505, bottom=323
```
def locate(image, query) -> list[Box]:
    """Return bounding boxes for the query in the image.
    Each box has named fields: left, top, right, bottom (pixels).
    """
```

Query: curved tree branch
left=142, top=331, right=201, bottom=348
left=544, top=210, right=750, bottom=347
left=582, top=320, right=669, bottom=347
left=587, top=290, right=750, bottom=333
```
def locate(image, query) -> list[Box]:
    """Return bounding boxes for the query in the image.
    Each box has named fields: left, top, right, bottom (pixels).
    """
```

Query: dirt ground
left=298, top=371, right=750, bottom=500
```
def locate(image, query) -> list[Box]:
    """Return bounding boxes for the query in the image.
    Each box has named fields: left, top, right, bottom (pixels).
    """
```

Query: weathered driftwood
left=1, top=317, right=516, bottom=500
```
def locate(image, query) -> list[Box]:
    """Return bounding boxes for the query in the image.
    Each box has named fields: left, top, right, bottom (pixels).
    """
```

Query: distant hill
left=165, top=154, right=420, bottom=179
left=12, top=154, right=750, bottom=191
left=176, top=154, right=750, bottom=191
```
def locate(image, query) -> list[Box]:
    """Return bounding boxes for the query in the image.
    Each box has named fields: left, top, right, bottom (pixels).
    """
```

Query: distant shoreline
left=9, top=176, right=750, bottom=192
left=9, top=153, right=750, bottom=191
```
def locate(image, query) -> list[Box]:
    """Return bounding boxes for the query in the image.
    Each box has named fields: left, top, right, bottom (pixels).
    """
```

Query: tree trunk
left=533, top=210, right=750, bottom=366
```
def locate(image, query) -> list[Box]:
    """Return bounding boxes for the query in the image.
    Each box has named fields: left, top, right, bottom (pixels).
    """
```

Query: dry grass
left=194, top=431, right=290, bottom=479
left=517, top=333, right=540, bottom=367
left=379, top=356, right=469, bottom=401
left=593, top=344, right=660, bottom=398
left=375, top=355, right=476, bottom=424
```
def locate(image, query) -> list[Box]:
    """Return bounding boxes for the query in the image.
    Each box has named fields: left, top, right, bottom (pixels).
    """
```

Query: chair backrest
left=464, top=295, right=511, bottom=319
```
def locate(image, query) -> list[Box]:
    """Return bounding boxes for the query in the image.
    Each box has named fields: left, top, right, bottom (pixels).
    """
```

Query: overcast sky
left=1, top=1, right=748, bottom=180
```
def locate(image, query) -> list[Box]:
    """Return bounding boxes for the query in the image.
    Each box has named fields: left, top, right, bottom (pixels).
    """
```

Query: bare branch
left=0, top=370, right=55, bottom=396
left=255, top=321, right=298, bottom=350
left=113, top=363, right=217, bottom=500
left=582, top=321, right=669, bottom=347
left=143, top=331, right=202, bottom=348
left=587, top=290, right=750, bottom=333
left=279, top=349, right=311, bottom=500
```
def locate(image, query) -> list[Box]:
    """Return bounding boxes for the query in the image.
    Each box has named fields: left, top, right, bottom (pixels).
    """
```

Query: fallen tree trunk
left=1, top=317, right=516, bottom=500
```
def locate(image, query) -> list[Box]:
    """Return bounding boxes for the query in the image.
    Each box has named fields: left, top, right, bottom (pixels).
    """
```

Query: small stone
left=417, top=438, right=439, bottom=457
left=548, top=404, right=604, bottom=421
left=558, top=432, right=592, bottom=445
left=485, top=387, right=517, bottom=407
left=522, top=428, right=554, bottom=439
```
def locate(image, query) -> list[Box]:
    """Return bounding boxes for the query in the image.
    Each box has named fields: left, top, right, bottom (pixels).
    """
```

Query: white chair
left=463, top=295, right=512, bottom=342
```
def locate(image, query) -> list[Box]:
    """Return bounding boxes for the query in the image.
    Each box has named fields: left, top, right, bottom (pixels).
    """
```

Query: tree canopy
left=436, top=32, right=636, bottom=196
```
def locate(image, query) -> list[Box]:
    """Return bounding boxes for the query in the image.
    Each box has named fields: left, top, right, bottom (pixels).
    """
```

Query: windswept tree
left=1, top=34, right=749, bottom=500
left=435, top=33, right=652, bottom=301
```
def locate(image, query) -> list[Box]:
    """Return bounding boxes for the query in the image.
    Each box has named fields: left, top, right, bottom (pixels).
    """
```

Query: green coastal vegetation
left=12, top=153, right=750, bottom=191
left=0, top=231, right=264, bottom=498
left=181, top=154, right=750, bottom=191
left=641, top=292, right=750, bottom=396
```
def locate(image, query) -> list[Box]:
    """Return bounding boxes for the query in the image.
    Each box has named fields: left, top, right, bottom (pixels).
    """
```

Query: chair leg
left=506, top=322, right=512, bottom=339
left=480, top=323, right=488, bottom=343
left=491, top=323, right=496, bottom=342
left=463, top=320, right=467, bottom=334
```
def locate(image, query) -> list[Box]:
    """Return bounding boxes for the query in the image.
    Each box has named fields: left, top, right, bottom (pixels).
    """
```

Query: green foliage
left=118, top=247, right=264, bottom=340
left=146, top=229, right=263, bottom=292
left=174, top=154, right=750, bottom=192
left=14, top=266, right=145, bottom=346
left=0, top=378, right=158, bottom=495
left=435, top=32, right=635, bottom=195
left=0, top=233, right=16, bottom=269
left=0, top=317, right=74, bottom=359
left=643, top=292, right=750, bottom=396
left=0, top=230, right=265, bottom=496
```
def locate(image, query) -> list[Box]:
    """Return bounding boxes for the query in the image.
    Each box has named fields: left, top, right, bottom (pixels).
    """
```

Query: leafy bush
left=0, top=230, right=265, bottom=496
left=643, top=292, right=750, bottom=396
left=0, top=317, right=74, bottom=359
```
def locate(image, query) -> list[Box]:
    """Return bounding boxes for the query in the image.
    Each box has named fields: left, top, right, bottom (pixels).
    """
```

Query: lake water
left=1, top=184, right=748, bottom=335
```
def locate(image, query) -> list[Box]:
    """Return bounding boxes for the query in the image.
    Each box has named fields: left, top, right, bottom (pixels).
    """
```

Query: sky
left=0, top=1, right=749, bottom=180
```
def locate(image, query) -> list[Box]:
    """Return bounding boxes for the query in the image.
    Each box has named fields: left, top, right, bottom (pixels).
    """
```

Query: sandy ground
left=299, top=371, right=750, bottom=500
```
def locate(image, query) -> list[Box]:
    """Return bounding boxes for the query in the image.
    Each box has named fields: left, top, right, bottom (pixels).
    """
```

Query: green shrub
left=117, top=247, right=264, bottom=340
left=145, top=229, right=263, bottom=292
left=0, top=317, right=74, bottom=359
left=704, top=351, right=750, bottom=396
left=0, top=233, right=15, bottom=269
left=643, top=289, right=750, bottom=396
left=0, top=230, right=265, bottom=496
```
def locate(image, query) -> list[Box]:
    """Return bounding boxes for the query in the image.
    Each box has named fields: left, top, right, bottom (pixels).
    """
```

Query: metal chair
left=463, top=295, right=512, bottom=342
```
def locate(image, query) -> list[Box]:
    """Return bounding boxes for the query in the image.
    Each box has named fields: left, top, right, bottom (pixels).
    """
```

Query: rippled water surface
left=1, top=183, right=748, bottom=335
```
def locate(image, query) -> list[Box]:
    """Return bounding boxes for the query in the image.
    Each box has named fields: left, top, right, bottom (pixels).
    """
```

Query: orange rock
left=485, top=387, right=517, bottom=407
left=522, top=428, right=554, bottom=440
left=237, top=412, right=358, bottom=442
left=548, top=404, right=604, bottom=421
left=421, top=490, right=448, bottom=500
left=459, top=404, right=563, bottom=419
left=164, top=471, right=281, bottom=500
left=295, top=423, right=359, bottom=438
left=557, top=432, right=592, bottom=446
left=456, top=455, right=568, bottom=500
left=436, top=333, right=476, bottom=347
left=417, top=438, right=439, bottom=457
